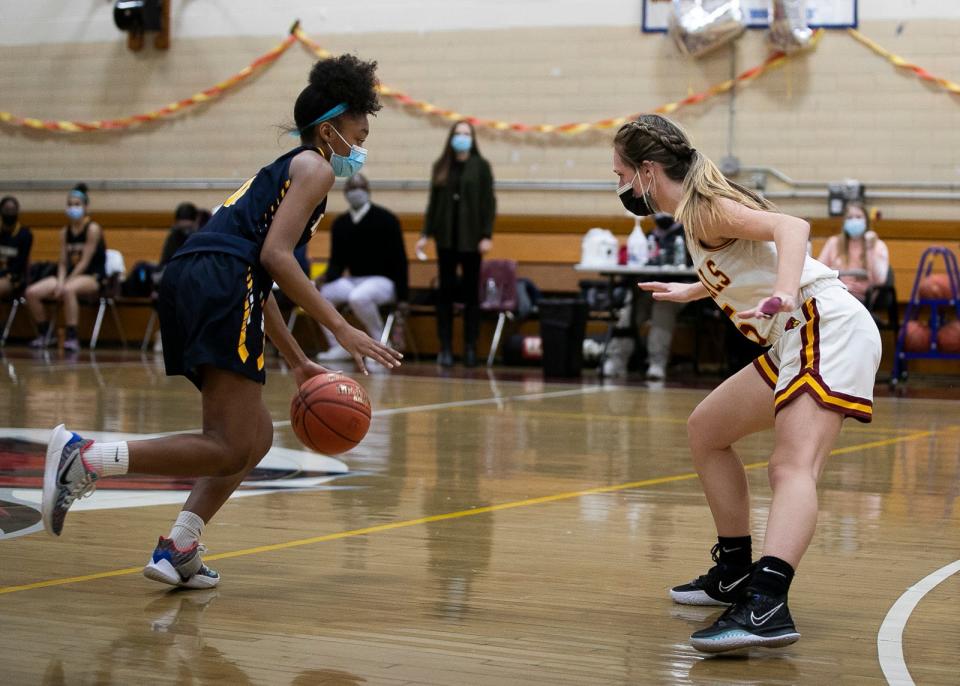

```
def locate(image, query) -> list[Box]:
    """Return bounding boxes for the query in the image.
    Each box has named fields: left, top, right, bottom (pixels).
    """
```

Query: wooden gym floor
left=0, top=350, right=957, bottom=685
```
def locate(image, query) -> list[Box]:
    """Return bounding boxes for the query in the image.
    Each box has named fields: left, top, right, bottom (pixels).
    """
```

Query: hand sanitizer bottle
left=627, top=215, right=648, bottom=266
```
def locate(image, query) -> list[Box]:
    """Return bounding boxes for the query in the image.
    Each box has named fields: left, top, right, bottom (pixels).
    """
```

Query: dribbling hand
left=292, top=360, right=335, bottom=388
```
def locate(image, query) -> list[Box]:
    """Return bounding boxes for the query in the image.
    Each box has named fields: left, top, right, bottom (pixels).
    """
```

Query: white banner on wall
left=642, top=0, right=858, bottom=33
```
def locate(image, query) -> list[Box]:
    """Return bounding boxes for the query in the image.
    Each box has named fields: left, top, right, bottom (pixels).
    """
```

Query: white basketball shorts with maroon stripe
left=753, top=283, right=881, bottom=423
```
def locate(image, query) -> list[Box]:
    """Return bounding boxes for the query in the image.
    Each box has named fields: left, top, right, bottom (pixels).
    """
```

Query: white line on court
left=272, top=385, right=615, bottom=428
left=877, top=559, right=960, bottom=685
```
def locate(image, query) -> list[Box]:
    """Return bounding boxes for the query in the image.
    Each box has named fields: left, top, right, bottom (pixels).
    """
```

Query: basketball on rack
left=918, top=273, right=951, bottom=300
left=936, top=320, right=960, bottom=353
left=290, top=373, right=372, bottom=455
left=903, top=320, right=932, bottom=352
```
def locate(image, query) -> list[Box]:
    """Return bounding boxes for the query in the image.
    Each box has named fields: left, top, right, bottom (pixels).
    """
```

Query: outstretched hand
left=336, top=325, right=403, bottom=375
left=638, top=281, right=698, bottom=303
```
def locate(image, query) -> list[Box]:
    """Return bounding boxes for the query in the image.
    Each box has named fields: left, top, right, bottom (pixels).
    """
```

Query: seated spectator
left=817, top=201, right=889, bottom=303
left=315, top=173, right=408, bottom=362
left=0, top=196, right=33, bottom=299
left=638, top=213, right=690, bottom=380
left=25, top=183, right=106, bottom=351
left=159, top=202, right=201, bottom=266
left=604, top=214, right=691, bottom=380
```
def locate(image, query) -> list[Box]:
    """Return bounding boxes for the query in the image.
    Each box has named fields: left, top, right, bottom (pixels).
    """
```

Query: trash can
left=539, top=298, right=588, bottom=378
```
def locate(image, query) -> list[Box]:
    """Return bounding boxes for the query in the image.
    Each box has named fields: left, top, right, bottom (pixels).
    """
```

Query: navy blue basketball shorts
left=158, top=252, right=270, bottom=390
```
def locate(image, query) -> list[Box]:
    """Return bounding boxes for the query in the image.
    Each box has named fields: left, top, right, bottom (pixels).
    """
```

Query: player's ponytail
left=675, top=151, right=775, bottom=241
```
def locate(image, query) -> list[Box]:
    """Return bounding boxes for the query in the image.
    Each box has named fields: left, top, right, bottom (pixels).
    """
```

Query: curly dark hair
left=293, top=54, right=381, bottom=139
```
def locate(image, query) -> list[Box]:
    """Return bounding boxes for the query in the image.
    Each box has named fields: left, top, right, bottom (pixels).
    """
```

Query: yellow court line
left=0, top=429, right=935, bottom=597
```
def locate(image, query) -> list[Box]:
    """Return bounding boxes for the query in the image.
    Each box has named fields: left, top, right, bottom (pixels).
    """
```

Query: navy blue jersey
left=175, top=145, right=327, bottom=266
left=65, top=221, right=106, bottom=278
left=0, top=224, right=32, bottom=283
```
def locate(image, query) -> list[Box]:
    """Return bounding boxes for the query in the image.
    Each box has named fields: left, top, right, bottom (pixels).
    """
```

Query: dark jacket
left=423, top=155, right=496, bottom=253
left=326, top=204, right=409, bottom=302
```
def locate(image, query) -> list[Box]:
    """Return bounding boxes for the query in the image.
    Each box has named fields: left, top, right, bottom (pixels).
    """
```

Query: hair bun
left=73, top=183, right=89, bottom=195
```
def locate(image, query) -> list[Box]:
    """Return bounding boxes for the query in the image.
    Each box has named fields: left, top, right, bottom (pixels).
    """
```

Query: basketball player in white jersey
left=615, top=114, right=881, bottom=653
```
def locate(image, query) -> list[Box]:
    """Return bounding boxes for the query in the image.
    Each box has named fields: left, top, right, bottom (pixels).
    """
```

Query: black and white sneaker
left=690, top=590, right=801, bottom=653
left=670, top=544, right=752, bottom=606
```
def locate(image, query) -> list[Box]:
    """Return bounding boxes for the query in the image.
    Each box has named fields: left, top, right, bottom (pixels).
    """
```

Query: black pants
left=436, top=249, right=481, bottom=351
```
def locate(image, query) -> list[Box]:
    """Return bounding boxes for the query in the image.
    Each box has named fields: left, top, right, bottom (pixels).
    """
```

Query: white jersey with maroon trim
left=686, top=233, right=839, bottom=346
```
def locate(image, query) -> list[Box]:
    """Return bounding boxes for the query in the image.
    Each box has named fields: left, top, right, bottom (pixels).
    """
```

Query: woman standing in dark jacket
left=417, top=120, right=496, bottom=367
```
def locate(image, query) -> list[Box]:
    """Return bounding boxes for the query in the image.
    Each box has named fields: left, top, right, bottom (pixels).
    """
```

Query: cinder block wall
left=3, top=19, right=960, bottom=221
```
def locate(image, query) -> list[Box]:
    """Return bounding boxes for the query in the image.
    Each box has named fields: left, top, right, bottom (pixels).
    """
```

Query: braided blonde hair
left=613, top=114, right=776, bottom=240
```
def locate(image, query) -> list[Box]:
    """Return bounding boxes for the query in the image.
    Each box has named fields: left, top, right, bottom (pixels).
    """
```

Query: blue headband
left=69, top=189, right=88, bottom=202
left=290, top=102, right=348, bottom=137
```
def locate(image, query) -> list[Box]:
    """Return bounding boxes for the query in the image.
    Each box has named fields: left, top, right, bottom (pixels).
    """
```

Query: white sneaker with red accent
left=42, top=424, right=99, bottom=537
left=143, top=537, right=221, bottom=589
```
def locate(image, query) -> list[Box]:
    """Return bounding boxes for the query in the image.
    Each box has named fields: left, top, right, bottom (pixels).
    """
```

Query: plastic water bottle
left=673, top=235, right=686, bottom=267
left=627, top=221, right=648, bottom=266
left=484, top=277, right=499, bottom=307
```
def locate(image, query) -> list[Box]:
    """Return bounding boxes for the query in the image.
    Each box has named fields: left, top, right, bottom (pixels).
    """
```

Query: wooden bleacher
left=7, top=210, right=958, bottom=372
left=18, top=210, right=957, bottom=297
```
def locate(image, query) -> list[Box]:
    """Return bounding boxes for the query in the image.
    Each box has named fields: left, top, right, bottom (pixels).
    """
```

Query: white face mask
left=345, top=188, right=369, bottom=210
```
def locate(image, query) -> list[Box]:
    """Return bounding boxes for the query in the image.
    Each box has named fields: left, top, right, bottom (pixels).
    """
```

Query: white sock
left=168, top=510, right=205, bottom=550
left=82, top=441, right=129, bottom=477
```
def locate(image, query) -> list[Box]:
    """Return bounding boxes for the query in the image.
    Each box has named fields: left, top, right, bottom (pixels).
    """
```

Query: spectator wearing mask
left=25, top=183, right=106, bottom=351
left=0, top=196, right=33, bottom=299
left=316, top=173, right=408, bottom=362
left=817, top=201, right=889, bottom=303
left=416, top=120, right=496, bottom=367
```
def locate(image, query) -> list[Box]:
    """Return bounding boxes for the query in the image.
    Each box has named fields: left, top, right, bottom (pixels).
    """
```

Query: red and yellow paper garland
left=847, top=28, right=960, bottom=96
left=0, top=33, right=296, bottom=133
left=1, top=23, right=827, bottom=136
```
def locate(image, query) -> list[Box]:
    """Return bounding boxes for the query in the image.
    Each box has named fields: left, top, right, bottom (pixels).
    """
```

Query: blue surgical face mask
left=65, top=205, right=85, bottom=222
left=843, top=217, right=866, bottom=238
left=451, top=133, right=473, bottom=153
left=327, top=127, right=367, bottom=178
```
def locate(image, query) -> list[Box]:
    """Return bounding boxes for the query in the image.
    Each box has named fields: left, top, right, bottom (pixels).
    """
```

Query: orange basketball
left=290, top=373, right=371, bottom=455
left=903, top=320, right=931, bottom=353
left=918, top=273, right=951, bottom=300
left=936, top=320, right=960, bottom=353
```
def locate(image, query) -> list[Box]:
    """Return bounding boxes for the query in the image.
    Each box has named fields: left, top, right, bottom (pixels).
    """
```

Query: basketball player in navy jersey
left=42, top=55, right=402, bottom=589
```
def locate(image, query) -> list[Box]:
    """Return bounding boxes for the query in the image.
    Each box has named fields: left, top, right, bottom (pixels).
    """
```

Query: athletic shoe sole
left=41, top=424, right=72, bottom=537
left=669, top=588, right=730, bottom=606
left=142, top=558, right=181, bottom=586
left=691, top=629, right=801, bottom=653
left=142, top=558, right=220, bottom=590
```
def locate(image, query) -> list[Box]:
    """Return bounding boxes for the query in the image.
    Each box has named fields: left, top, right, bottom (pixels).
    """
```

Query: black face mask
left=1, top=212, right=17, bottom=227
left=618, top=188, right=654, bottom=217
left=616, top=169, right=659, bottom=217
